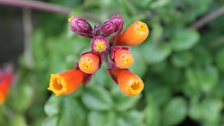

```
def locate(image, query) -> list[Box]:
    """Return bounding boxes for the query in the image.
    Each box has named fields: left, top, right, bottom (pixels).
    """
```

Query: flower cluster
left=48, top=15, right=149, bottom=96
left=0, top=69, right=13, bottom=105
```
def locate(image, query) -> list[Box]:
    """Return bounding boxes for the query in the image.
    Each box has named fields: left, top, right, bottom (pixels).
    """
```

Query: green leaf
left=88, top=111, right=116, bottom=126
left=185, top=65, right=219, bottom=93
left=193, top=47, right=212, bottom=65
left=171, top=51, right=193, bottom=67
left=57, top=97, right=86, bottom=126
left=82, top=86, right=113, bottom=110
left=215, top=48, right=224, bottom=72
left=44, top=95, right=61, bottom=116
left=151, top=22, right=163, bottom=42
left=8, top=83, right=34, bottom=113
left=130, top=47, right=147, bottom=76
left=145, top=86, right=172, bottom=106
left=171, top=29, right=200, bottom=51
left=42, top=116, right=58, bottom=126
left=141, top=40, right=171, bottom=64
left=144, top=104, right=161, bottom=126
left=162, top=97, right=187, bottom=126
left=9, top=114, right=27, bottom=126
left=189, top=97, right=223, bottom=123
left=118, top=110, right=145, bottom=126
left=111, top=86, right=141, bottom=112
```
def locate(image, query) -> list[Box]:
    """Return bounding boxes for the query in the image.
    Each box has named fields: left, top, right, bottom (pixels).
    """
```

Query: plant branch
left=189, top=7, right=224, bottom=29
left=0, top=0, right=71, bottom=15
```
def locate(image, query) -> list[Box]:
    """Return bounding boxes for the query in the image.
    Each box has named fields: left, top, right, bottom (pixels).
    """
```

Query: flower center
left=53, top=79, right=63, bottom=91
left=94, top=41, right=106, bottom=52
left=135, top=21, right=148, bottom=33
left=131, top=82, right=140, bottom=90
left=121, top=54, right=134, bottom=66
left=128, top=78, right=144, bottom=95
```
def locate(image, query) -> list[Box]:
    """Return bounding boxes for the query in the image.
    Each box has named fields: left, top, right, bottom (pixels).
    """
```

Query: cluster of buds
left=48, top=15, right=149, bottom=96
left=0, top=68, right=13, bottom=105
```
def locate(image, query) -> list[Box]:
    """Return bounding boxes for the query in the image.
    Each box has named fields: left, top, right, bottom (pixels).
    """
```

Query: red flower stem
left=0, top=0, right=71, bottom=15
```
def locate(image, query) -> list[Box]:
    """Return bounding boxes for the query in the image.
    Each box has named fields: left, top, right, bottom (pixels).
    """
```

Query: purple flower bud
left=91, top=36, right=109, bottom=54
left=109, top=15, right=124, bottom=33
left=100, top=21, right=116, bottom=36
left=68, top=16, right=93, bottom=38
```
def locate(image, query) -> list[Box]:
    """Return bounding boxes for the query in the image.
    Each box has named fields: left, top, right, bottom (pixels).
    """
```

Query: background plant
left=1, top=0, right=224, bottom=126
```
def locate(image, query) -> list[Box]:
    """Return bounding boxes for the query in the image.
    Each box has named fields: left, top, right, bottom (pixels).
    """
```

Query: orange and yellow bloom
left=78, top=53, right=100, bottom=74
left=48, top=69, right=85, bottom=96
left=115, top=21, right=149, bottom=46
left=111, top=48, right=134, bottom=69
left=0, top=72, right=13, bottom=105
left=109, top=69, right=144, bottom=96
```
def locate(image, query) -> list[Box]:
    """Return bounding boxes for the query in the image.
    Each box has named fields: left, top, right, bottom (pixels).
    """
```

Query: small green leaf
left=44, top=95, right=61, bottom=116
left=42, top=116, right=58, bottom=126
left=189, top=97, right=223, bottom=123
left=8, top=83, right=34, bottom=113
left=141, top=40, right=171, bottom=64
left=9, top=114, right=27, bottom=126
left=162, top=97, right=187, bottom=126
left=171, top=29, right=200, bottom=51
left=130, top=47, right=147, bottom=76
left=171, top=51, right=193, bottom=67
left=185, top=65, right=219, bottom=93
left=112, top=86, right=141, bottom=112
left=215, top=48, right=224, bottom=72
left=82, top=86, right=113, bottom=110
left=58, top=97, right=86, bottom=126
left=118, top=110, right=145, bottom=126
left=144, top=104, right=161, bottom=126
left=88, top=111, right=116, bottom=126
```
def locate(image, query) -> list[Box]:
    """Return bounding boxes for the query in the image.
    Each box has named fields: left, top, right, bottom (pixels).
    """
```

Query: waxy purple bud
left=68, top=16, right=93, bottom=38
left=109, top=15, right=124, bottom=33
left=91, top=36, right=109, bottom=54
left=100, top=21, right=116, bottom=36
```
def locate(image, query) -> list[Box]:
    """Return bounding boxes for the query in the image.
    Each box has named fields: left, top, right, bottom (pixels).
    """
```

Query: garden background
left=1, top=0, right=224, bottom=126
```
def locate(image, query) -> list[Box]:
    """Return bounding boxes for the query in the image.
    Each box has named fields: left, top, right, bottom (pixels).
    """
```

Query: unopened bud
left=100, top=21, right=116, bottom=36
left=109, top=15, right=124, bottom=32
left=68, top=16, right=93, bottom=38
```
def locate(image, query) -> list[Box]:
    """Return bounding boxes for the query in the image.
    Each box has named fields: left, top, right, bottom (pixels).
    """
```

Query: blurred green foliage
left=1, top=0, right=224, bottom=126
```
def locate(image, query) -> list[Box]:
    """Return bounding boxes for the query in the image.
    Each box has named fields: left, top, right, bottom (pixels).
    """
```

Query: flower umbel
left=48, top=15, right=149, bottom=96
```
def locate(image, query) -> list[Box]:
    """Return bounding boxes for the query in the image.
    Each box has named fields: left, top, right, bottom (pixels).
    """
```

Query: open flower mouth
left=53, top=79, right=63, bottom=91
left=131, top=82, right=140, bottom=90
left=48, top=74, right=67, bottom=96
left=128, top=79, right=144, bottom=96
left=120, top=54, right=134, bottom=67
left=135, top=21, right=148, bottom=33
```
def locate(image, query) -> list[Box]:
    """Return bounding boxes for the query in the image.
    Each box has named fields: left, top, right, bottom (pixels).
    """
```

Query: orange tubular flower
left=78, top=53, right=100, bottom=74
left=110, top=69, right=144, bottom=96
left=115, top=21, right=149, bottom=46
left=113, top=49, right=134, bottom=69
left=48, top=69, right=85, bottom=96
left=0, top=73, right=13, bottom=105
